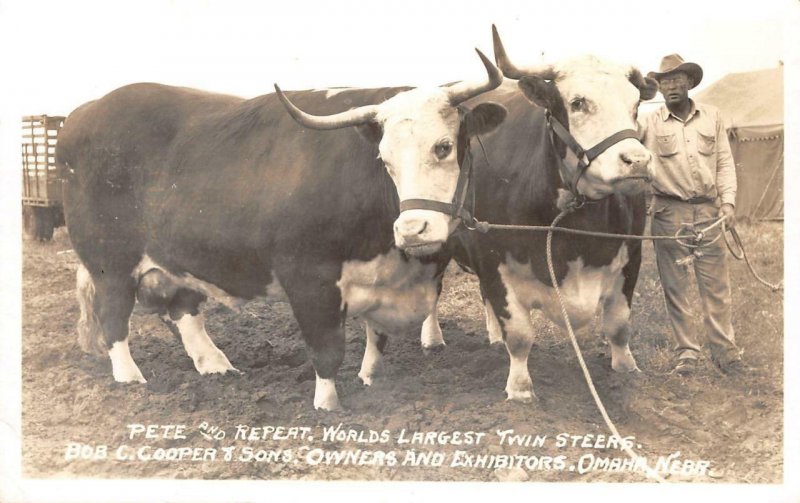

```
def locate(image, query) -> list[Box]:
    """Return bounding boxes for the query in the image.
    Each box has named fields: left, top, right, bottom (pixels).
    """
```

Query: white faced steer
left=60, top=48, right=506, bottom=412
left=274, top=50, right=507, bottom=397
left=362, top=27, right=659, bottom=404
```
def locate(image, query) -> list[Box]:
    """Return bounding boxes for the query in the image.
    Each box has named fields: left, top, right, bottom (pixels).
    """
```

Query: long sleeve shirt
left=639, top=100, right=737, bottom=206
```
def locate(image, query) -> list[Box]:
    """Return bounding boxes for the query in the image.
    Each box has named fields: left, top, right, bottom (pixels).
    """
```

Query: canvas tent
left=695, top=65, right=784, bottom=220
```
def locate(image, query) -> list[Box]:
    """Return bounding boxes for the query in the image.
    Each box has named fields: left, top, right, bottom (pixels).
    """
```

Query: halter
left=398, top=143, right=475, bottom=226
left=545, top=109, right=640, bottom=203
left=397, top=105, right=477, bottom=227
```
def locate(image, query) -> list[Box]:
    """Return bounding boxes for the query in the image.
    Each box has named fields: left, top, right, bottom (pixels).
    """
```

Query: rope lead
left=467, top=214, right=781, bottom=291
left=545, top=209, right=666, bottom=483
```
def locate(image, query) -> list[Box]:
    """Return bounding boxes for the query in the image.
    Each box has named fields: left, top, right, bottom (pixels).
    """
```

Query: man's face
left=658, top=71, right=692, bottom=105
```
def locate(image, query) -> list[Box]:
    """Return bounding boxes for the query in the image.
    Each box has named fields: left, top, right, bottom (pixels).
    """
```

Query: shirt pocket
left=655, top=133, right=678, bottom=157
left=697, top=130, right=716, bottom=155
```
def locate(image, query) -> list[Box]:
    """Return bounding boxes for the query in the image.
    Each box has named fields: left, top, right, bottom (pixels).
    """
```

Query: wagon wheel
left=22, top=206, right=36, bottom=239
left=33, top=207, right=55, bottom=241
left=53, top=207, right=66, bottom=228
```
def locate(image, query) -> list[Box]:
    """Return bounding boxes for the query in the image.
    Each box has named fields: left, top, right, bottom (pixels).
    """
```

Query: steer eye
left=434, top=139, right=454, bottom=160
left=569, top=97, right=586, bottom=112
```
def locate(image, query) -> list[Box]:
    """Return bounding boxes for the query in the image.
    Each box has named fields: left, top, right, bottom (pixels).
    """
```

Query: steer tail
left=76, top=264, right=106, bottom=355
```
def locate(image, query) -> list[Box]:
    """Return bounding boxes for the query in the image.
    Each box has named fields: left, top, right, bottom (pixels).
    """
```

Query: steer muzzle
left=618, top=141, right=654, bottom=182
left=393, top=209, right=451, bottom=257
left=607, top=141, right=654, bottom=195
left=579, top=139, right=654, bottom=198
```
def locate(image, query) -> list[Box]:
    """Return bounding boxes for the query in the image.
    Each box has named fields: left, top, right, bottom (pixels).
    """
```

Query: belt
left=654, top=193, right=715, bottom=205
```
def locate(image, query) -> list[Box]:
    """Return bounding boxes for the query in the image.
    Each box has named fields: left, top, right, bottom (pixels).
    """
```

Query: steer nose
left=394, top=218, right=428, bottom=237
left=620, top=149, right=652, bottom=176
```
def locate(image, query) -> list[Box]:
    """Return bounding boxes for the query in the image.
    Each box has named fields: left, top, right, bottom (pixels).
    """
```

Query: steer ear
left=463, top=102, right=507, bottom=137
left=355, top=122, right=383, bottom=144
left=517, top=76, right=558, bottom=110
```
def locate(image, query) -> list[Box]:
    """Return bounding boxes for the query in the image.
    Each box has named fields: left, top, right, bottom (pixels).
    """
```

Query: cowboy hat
left=647, top=54, right=703, bottom=88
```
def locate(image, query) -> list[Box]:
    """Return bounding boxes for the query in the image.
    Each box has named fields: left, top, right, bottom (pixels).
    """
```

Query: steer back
left=57, top=52, right=506, bottom=411
left=59, top=83, right=412, bottom=299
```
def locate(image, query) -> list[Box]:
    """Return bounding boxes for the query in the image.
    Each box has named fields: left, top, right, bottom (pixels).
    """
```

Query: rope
left=477, top=204, right=779, bottom=482
left=723, top=224, right=783, bottom=292
left=469, top=214, right=781, bottom=290
left=476, top=221, right=689, bottom=241
left=545, top=208, right=666, bottom=483
left=471, top=216, right=724, bottom=250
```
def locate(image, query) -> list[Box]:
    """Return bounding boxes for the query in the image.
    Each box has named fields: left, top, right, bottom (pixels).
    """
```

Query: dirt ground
left=21, top=222, right=783, bottom=483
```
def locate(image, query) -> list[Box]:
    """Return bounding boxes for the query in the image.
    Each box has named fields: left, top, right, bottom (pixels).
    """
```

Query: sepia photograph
left=1, top=0, right=797, bottom=501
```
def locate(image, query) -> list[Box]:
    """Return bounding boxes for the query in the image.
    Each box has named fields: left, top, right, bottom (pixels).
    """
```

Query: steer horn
left=492, top=24, right=557, bottom=80
left=274, top=84, right=379, bottom=130
left=446, top=49, right=504, bottom=105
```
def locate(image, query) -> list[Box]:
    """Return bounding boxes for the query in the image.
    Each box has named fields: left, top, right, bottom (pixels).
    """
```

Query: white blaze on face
left=554, top=56, right=653, bottom=197
left=376, top=88, right=462, bottom=255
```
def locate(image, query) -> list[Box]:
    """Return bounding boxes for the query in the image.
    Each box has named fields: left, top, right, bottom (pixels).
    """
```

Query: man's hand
left=719, top=203, right=736, bottom=229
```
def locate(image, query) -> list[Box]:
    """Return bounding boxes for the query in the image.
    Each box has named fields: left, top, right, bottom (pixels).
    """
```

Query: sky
left=0, top=0, right=789, bottom=116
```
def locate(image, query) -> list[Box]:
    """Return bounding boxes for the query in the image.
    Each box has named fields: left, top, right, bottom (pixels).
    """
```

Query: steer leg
left=137, top=269, right=237, bottom=375
left=483, top=293, right=504, bottom=345
left=420, top=277, right=445, bottom=352
left=492, top=286, right=536, bottom=403
left=420, top=305, right=445, bottom=353
left=168, top=313, right=239, bottom=375
left=602, top=281, right=639, bottom=373
left=358, top=321, right=388, bottom=386
left=77, top=265, right=144, bottom=383
left=276, top=259, right=346, bottom=411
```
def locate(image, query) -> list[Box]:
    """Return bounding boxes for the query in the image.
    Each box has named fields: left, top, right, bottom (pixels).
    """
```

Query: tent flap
left=696, top=66, right=784, bottom=220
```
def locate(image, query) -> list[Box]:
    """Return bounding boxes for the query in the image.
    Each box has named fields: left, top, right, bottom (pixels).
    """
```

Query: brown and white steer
left=364, top=27, right=659, bottom=402
left=58, top=49, right=506, bottom=410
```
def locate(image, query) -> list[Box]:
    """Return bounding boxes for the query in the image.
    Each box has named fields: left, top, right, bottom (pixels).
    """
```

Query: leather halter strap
left=398, top=139, right=475, bottom=225
left=546, top=110, right=640, bottom=197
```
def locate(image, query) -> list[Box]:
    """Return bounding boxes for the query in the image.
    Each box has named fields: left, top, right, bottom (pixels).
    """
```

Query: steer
left=58, top=50, right=506, bottom=410
left=363, top=27, right=658, bottom=402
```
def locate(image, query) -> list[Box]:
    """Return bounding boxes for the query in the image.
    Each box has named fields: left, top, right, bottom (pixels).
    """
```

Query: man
left=640, top=54, right=744, bottom=376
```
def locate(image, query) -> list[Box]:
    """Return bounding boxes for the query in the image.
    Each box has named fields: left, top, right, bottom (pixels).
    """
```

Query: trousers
left=650, top=196, right=742, bottom=364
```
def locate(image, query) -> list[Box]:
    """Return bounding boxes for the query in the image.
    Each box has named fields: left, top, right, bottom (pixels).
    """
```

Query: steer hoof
left=109, top=341, right=147, bottom=384
left=314, top=396, right=343, bottom=412
left=114, top=370, right=147, bottom=384
left=505, top=388, right=537, bottom=404
left=611, top=361, right=641, bottom=373
left=314, top=375, right=342, bottom=411
left=194, top=351, right=238, bottom=376
left=610, top=347, right=640, bottom=373
left=422, top=343, right=446, bottom=356
left=358, top=372, right=373, bottom=387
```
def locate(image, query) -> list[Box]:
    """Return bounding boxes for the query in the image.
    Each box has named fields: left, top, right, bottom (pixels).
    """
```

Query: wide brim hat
left=647, top=54, right=703, bottom=89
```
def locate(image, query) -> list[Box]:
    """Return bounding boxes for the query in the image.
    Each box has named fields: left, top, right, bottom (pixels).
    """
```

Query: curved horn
left=491, top=24, right=557, bottom=80
left=273, top=84, right=379, bottom=130
left=446, top=48, right=504, bottom=105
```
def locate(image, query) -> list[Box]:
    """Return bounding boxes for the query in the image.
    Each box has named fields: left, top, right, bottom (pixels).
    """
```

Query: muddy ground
left=21, top=222, right=783, bottom=483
